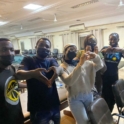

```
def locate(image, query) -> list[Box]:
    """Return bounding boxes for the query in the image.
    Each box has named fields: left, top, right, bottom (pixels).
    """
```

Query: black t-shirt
left=20, top=56, right=60, bottom=113
left=101, top=46, right=124, bottom=76
left=0, top=66, right=24, bottom=124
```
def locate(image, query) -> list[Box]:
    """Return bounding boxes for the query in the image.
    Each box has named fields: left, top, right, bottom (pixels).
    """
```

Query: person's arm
left=112, top=47, right=124, bottom=56
left=94, top=47, right=106, bottom=74
left=18, top=81, right=27, bottom=88
left=60, top=64, right=82, bottom=86
left=16, top=68, right=52, bottom=87
left=61, top=53, right=103, bottom=86
left=101, top=46, right=112, bottom=54
left=59, top=53, right=88, bottom=86
left=74, top=50, right=85, bottom=60
left=49, top=64, right=82, bottom=86
left=100, top=58, right=107, bottom=74
left=17, top=57, right=51, bottom=86
left=15, top=68, right=45, bottom=80
left=91, top=54, right=104, bottom=72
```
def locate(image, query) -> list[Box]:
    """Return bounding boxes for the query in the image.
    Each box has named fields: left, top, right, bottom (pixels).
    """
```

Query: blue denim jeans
left=68, top=92, right=93, bottom=124
left=30, top=106, right=60, bottom=124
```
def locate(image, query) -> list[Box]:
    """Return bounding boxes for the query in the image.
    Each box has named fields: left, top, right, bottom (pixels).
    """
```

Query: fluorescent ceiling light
left=0, top=21, right=7, bottom=26
left=23, top=4, right=42, bottom=10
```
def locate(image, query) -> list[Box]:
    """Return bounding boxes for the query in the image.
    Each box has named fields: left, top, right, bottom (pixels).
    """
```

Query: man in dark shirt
left=20, top=38, right=60, bottom=124
left=0, top=38, right=50, bottom=124
left=101, top=33, right=124, bottom=112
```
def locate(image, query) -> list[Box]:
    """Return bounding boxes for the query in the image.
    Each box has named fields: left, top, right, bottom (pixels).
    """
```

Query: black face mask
left=67, top=51, right=76, bottom=60
left=37, top=48, right=50, bottom=58
left=0, top=55, right=14, bottom=66
left=86, top=38, right=97, bottom=52
left=86, top=42, right=96, bottom=52
left=65, top=59, right=79, bottom=66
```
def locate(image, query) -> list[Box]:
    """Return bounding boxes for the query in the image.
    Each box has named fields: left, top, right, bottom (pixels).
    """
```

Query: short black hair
left=36, top=38, right=51, bottom=47
left=109, top=33, right=119, bottom=39
left=84, top=34, right=97, bottom=48
left=0, top=38, right=10, bottom=42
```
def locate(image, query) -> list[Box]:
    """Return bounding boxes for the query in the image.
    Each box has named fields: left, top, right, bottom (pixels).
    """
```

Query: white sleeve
left=60, top=64, right=82, bottom=86
left=91, top=54, right=104, bottom=72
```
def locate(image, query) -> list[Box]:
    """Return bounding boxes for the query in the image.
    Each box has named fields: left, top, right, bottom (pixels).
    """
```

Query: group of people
left=0, top=32, right=123, bottom=124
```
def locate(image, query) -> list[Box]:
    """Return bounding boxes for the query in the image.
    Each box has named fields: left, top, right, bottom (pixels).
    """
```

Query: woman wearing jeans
left=52, top=43, right=103, bottom=124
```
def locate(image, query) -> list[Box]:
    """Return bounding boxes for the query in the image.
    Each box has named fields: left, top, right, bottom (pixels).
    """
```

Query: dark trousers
left=30, top=106, right=60, bottom=124
left=102, top=74, right=118, bottom=112
left=95, top=70, right=103, bottom=95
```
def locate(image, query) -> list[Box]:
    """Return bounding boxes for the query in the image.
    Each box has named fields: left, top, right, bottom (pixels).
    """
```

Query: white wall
left=11, top=39, right=19, bottom=50
left=103, top=28, right=124, bottom=48
left=11, top=22, right=124, bottom=55
left=18, top=38, right=32, bottom=51
left=53, top=35, right=63, bottom=53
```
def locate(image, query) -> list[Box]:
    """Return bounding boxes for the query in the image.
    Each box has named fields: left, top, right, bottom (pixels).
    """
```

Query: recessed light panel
left=23, top=4, right=42, bottom=10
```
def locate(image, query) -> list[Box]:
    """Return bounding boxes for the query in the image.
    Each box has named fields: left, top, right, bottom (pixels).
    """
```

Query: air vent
left=69, top=23, right=85, bottom=31
left=34, top=31, right=43, bottom=35
left=71, top=0, right=99, bottom=9
left=28, top=17, right=42, bottom=22
left=117, top=26, right=124, bottom=28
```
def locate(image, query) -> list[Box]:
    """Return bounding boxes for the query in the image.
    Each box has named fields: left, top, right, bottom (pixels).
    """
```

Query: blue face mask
left=37, top=48, right=50, bottom=58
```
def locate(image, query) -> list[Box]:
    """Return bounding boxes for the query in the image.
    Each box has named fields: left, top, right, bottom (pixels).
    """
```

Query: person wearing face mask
left=0, top=38, right=55, bottom=124
left=50, top=43, right=103, bottom=124
left=75, top=34, right=103, bottom=60
left=19, top=38, right=60, bottom=124
left=101, top=33, right=124, bottom=112
left=74, top=34, right=106, bottom=95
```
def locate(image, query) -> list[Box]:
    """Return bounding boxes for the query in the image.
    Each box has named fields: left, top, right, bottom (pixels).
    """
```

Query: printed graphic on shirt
left=4, top=76, right=19, bottom=105
left=105, top=53, right=121, bottom=63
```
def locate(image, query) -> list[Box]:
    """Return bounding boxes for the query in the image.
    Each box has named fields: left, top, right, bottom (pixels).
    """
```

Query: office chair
left=88, top=98, right=123, bottom=124
left=112, top=79, right=124, bottom=123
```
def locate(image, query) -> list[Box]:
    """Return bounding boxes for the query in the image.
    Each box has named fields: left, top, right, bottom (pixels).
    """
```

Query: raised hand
left=32, top=68, right=51, bottom=87
left=79, top=53, right=89, bottom=65
left=86, top=52, right=96, bottom=59
left=85, top=45, right=92, bottom=52
left=102, top=46, right=113, bottom=53
left=79, top=52, right=96, bottom=66
left=94, top=46, right=98, bottom=54
left=112, top=47, right=123, bottom=53
left=47, top=66, right=58, bottom=87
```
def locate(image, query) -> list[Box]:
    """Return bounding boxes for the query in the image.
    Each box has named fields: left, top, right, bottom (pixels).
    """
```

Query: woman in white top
left=51, top=43, right=103, bottom=124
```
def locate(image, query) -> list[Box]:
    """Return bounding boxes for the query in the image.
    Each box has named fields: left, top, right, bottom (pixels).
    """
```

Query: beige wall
left=18, top=38, right=32, bottom=51
left=12, top=22, right=124, bottom=55
left=53, top=35, right=63, bottom=53
left=103, top=28, right=124, bottom=48
left=11, top=39, right=19, bottom=50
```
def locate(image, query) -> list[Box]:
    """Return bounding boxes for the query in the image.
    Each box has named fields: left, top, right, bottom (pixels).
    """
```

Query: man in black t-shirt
left=19, top=38, right=60, bottom=124
left=101, top=33, right=124, bottom=112
left=0, top=38, right=50, bottom=124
